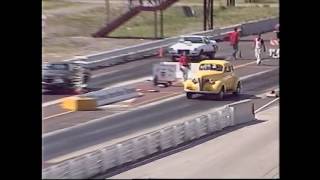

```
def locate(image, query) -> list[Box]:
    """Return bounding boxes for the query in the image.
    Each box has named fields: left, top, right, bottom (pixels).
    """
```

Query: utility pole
left=160, top=10, right=164, bottom=38
left=210, top=0, right=213, bottom=29
left=203, top=0, right=207, bottom=31
left=154, top=11, right=158, bottom=38
left=105, top=0, right=110, bottom=24
left=204, top=0, right=214, bottom=30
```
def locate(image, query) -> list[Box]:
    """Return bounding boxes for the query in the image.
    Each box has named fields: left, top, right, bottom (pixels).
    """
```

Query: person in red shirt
left=178, top=51, right=190, bottom=81
left=229, top=27, right=241, bottom=60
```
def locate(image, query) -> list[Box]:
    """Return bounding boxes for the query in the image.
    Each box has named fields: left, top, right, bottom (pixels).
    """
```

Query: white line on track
left=42, top=111, right=73, bottom=121
left=255, top=97, right=279, bottom=114
left=91, top=69, right=120, bottom=78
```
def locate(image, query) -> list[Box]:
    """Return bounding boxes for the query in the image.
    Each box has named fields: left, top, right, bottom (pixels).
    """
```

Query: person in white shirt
left=253, top=34, right=266, bottom=65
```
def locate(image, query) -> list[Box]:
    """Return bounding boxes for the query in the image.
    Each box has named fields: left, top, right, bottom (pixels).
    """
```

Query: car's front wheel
left=197, top=50, right=204, bottom=60
left=233, top=82, right=241, bottom=96
left=208, top=51, right=216, bottom=59
left=217, top=86, right=225, bottom=100
left=186, top=92, right=194, bottom=99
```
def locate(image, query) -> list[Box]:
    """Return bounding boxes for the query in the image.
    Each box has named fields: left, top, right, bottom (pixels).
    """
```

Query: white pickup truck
left=168, top=35, right=218, bottom=61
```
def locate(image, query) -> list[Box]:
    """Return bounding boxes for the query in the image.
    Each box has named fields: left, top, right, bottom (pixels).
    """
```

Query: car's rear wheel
left=217, top=86, right=225, bottom=100
left=186, top=92, right=194, bottom=99
left=153, top=75, right=158, bottom=86
left=233, top=82, right=241, bottom=96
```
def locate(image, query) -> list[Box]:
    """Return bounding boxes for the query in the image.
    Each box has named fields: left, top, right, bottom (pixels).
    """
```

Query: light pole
left=105, top=0, right=110, bottom=24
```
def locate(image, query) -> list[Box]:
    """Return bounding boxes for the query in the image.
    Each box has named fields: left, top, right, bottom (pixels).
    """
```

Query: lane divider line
left=254, top=97, right=279, bottom=114
left=133, top=92, right=182, bottom=107
left=43, top=111, right=73, bottom=121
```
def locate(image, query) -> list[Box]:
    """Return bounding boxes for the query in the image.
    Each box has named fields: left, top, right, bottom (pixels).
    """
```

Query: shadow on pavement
left=42, top=90, right=76, bottom=95
left=190, top=93, right=260, bottom=102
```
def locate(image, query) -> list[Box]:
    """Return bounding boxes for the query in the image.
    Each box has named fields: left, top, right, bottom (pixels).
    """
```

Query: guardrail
left=66, top=17, right=278, bottom=69
left=42, top=99, right=255, bottom=179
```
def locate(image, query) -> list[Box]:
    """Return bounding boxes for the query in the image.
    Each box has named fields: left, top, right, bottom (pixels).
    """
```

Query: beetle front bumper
left=184, top=89, right=221, bottom=94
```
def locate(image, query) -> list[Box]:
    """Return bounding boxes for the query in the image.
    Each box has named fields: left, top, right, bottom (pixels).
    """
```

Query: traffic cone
left=158, top=47, right=164, bottom=58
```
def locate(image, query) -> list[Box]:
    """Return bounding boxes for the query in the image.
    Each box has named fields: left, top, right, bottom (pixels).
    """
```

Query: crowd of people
left=176, top=23, right=280, bottom=80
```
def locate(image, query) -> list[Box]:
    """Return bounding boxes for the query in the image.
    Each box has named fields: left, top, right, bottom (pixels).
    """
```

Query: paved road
left=110, top=103, right=279, bottom=179
left=43, top=66, right=278, bottom=165
left=42, top=58, right=278, bottom=133
left=42, top=32, right=276, bottom=103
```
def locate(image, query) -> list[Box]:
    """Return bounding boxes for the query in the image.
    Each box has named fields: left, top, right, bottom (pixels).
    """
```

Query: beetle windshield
left=199, top=64, right=223, bottom=71
left=43, top=64, right=68, bottom=70
left=183, top=37, right=203, bottom=43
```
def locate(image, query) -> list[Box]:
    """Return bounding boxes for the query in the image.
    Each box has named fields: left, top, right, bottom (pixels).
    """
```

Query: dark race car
left=42, top=62, right=91, bottom=93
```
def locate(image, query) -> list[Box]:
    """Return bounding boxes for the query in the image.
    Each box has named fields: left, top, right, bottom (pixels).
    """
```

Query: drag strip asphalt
left=43, top=67, right=278, bottom=164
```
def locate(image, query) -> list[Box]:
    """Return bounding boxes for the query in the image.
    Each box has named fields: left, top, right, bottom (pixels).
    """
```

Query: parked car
left=42, top=62, right=91, bottom=92
left=168, top=35, right=218, bottom=61
left=183, top=60, right=241, bottom=100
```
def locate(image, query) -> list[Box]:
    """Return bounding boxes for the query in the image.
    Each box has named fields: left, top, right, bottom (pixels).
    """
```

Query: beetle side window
left=225, top=65, right=231, bottom=72
left=199, top=64, right=223, bottom=71
left=183, top=37, right=203, bottom=43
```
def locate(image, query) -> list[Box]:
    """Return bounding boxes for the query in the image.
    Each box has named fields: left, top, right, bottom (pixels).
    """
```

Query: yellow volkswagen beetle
left=184, top=60, right=241, bottom=100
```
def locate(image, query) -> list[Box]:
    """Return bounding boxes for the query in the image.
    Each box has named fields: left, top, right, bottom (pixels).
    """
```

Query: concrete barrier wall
left=43, top=100, right=255, bottom=179
left=80, top=86, right=139, bottom=106
left=241, top=17, right=279, bottom=36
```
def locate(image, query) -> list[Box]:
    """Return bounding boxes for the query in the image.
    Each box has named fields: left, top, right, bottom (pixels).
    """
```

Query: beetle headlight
left=205, top=79, right=215, bottom=84
left=192, top=78, right=198, bottom=84
left=209, top=79, right=215, bottom=84
left=194, top=48, right=198, bottom=51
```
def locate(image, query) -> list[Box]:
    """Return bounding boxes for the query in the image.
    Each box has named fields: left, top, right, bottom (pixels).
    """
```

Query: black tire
left=208, top=51, right=215, bottom=59
left=153, top=76, right=158, bottom=86
left=186, top=92, right=194, bottom=99
left=197, top=50, right=204, bottom=60
left=84, top=75, right=90, bottom=84
left=217, top=86, right=225, bottom=100
left=233, top=82, right=241, bottom=96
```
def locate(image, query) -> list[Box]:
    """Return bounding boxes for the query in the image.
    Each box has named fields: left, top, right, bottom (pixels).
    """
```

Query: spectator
left=229, top=27, right=241, bottom=60
left=253, top=33, right=266, bottom=65
left=178, top=51, right=190, bottom=81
